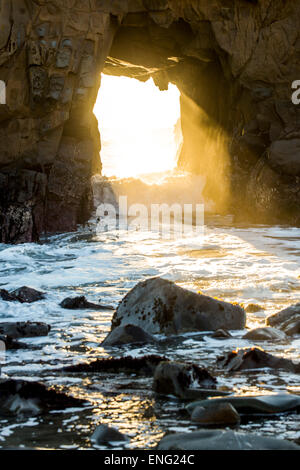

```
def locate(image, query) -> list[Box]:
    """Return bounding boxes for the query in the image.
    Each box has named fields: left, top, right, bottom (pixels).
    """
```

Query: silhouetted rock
left=102, top=324, right=157, bottom=347
left=157, top=429, right=300, bottom=450
left=243, top=327, right=287, bottom=341
left=187, top=393, right=300, bottom=416
left=1, top=1, right=300, bottom=244
left=0, top=379, right=86, bottom=416
left=112, top=278, right=246, bottom=335
left=217, top=347, right=300, bottom=373
left=266, top=304, right=300, bottom=336
left=60, top=296, right=114, bottom=311
left=191, top=402, right=240, bottom=426
left=153, top=361, right=218, bottom=399
left=64, top=355, right=168, bottom=376
left=0, top=287, right=45, bottom=303
left=0, top=322, right=50, bottom=339
left=91, top=424, right=129, bottom=445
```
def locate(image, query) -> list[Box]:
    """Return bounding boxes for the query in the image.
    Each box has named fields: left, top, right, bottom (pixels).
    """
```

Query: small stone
left=191, top=402, right=240, bottom=426
left=245, top=303, right=264, bottom=313
left=60, top=296, right=114, bottom=310
left=212, top=329, right=232, bottom=339
left=0, top=287, right=45, bottom=303
left=153, top=361, right=217, bottom=399
left=102, top=324, right=157, bottom=347
left=91, top=424, right=128, bottom=445
left=243, top=327, right=287, bottom=341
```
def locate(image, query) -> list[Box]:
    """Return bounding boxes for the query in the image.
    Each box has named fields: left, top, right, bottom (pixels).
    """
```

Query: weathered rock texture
left=0, top=1, right=300, bottom=242
left=111, top=277, right=246, bottom=334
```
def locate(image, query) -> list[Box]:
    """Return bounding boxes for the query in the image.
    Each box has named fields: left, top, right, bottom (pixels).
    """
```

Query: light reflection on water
left=0, top=216, right=299, bottom=448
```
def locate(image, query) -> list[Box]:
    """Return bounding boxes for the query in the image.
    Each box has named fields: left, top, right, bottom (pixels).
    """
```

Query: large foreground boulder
left=187, top=393, right=300, bottom=416
left=266, top=304, right=300, bottom=336
left=157, top=429, right=300, bottom=450
left=217, top=347, right=300, bottom=373
left=112, top=278, right=246, bottom=335
left=153, top=361, right=218, bottom=400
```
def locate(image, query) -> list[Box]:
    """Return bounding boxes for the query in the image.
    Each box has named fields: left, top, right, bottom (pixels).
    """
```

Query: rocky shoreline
left=0, top=277, right=299, bottom=450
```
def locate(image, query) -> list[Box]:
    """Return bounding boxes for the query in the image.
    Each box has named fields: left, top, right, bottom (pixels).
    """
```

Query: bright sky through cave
left=94, top=74, right=182, bottom=178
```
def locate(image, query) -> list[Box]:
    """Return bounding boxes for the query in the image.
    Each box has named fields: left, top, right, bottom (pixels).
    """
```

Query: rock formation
left=111, top=277, right=246, bottom=334
left=0, top=1, right=300, bottom=242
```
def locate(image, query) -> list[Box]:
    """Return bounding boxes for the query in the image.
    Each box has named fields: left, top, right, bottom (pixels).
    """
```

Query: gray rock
left=0, top=322, right=50, bottom=339
left=0, top=379, right=86, bottom=416
left=266, top=303, right=300, bottom=336
left=217, top=347, right=300, bottom=373
left=64, top=355, right=168, bottom=376
left=243, top=327, right=287, bottom=341
left=157, top=429, right=300, bottom=450
left=102, top=324, right=157, bottom=347
left=0, top=334, right=29, bottom=350
left=91, top=424, right=129, bottom=445
left=112, top=278, right=246, bottom=335
left=60, top=296, right=114, bottom=311
left=0, top=286, right=45, bottom=303
left=187, top=393, right=300, bottom=416
left=153, top=361, right=218, bottom=399
left=212, top=329, right=232, bottom=339
left=191, top=402, right=240, bottom=426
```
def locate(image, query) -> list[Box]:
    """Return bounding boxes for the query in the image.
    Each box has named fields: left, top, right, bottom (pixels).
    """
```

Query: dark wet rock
left=157, top=429, right=300, bottom=450
left=243, top=327, right=287, bottom=341
left=64, top=355, right=169, bottom=376
left=212, top=329, right=232, bottom=339
left=187, top=393, right=300, bottom=416
left=217, top=347, right=300, bottom=373
left=266, top=304, right=300, bottom=336
left=112, top=278, right=246, bottom=335
left=0, top=287, right=45, bottom=303
left=245, top=303, right=264, bottom=313
left=11, top=287, right=45, bottom=303
left=0, top=334, right=29, bottom=350
left=60, top=296, right=114, bottom=311
left=0, top=290, right=18, bottom=302
left=0, top=322, right=50, bottom=339
left=91, top=424, right=129, bottom=445
left=0, top=379, right=86, bottom=416
left=102, top=324, right=157, bottom=347
left=191, top=402, right=240, bottom=426
left=153, top=361, right=218, bottom=400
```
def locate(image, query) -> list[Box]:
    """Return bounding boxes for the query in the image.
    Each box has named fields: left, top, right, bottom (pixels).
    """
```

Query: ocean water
left=0, top=200, right=299, bottom=449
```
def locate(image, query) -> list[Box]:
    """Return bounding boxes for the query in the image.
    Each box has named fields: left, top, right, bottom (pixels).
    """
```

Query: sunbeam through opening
left=94, top=74, right=182, bottom=179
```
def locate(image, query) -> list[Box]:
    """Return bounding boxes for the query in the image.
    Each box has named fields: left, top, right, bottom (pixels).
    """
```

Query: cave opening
left=94, top=74, right=183, bottom=180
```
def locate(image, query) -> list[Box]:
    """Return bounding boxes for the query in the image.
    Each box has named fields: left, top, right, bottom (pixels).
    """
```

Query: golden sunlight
left=94, top=74, right=182, bottom=178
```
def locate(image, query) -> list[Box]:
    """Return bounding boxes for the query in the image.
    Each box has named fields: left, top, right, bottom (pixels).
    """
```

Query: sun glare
left=94, top=74, right=182, bottom=178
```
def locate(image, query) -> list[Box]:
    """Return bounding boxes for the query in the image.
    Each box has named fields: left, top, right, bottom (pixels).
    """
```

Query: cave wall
left=0, top=0, right=300, bottom=242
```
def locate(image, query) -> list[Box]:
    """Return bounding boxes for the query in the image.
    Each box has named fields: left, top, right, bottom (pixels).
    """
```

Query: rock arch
left=0, top=0, right=300, bottom=243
